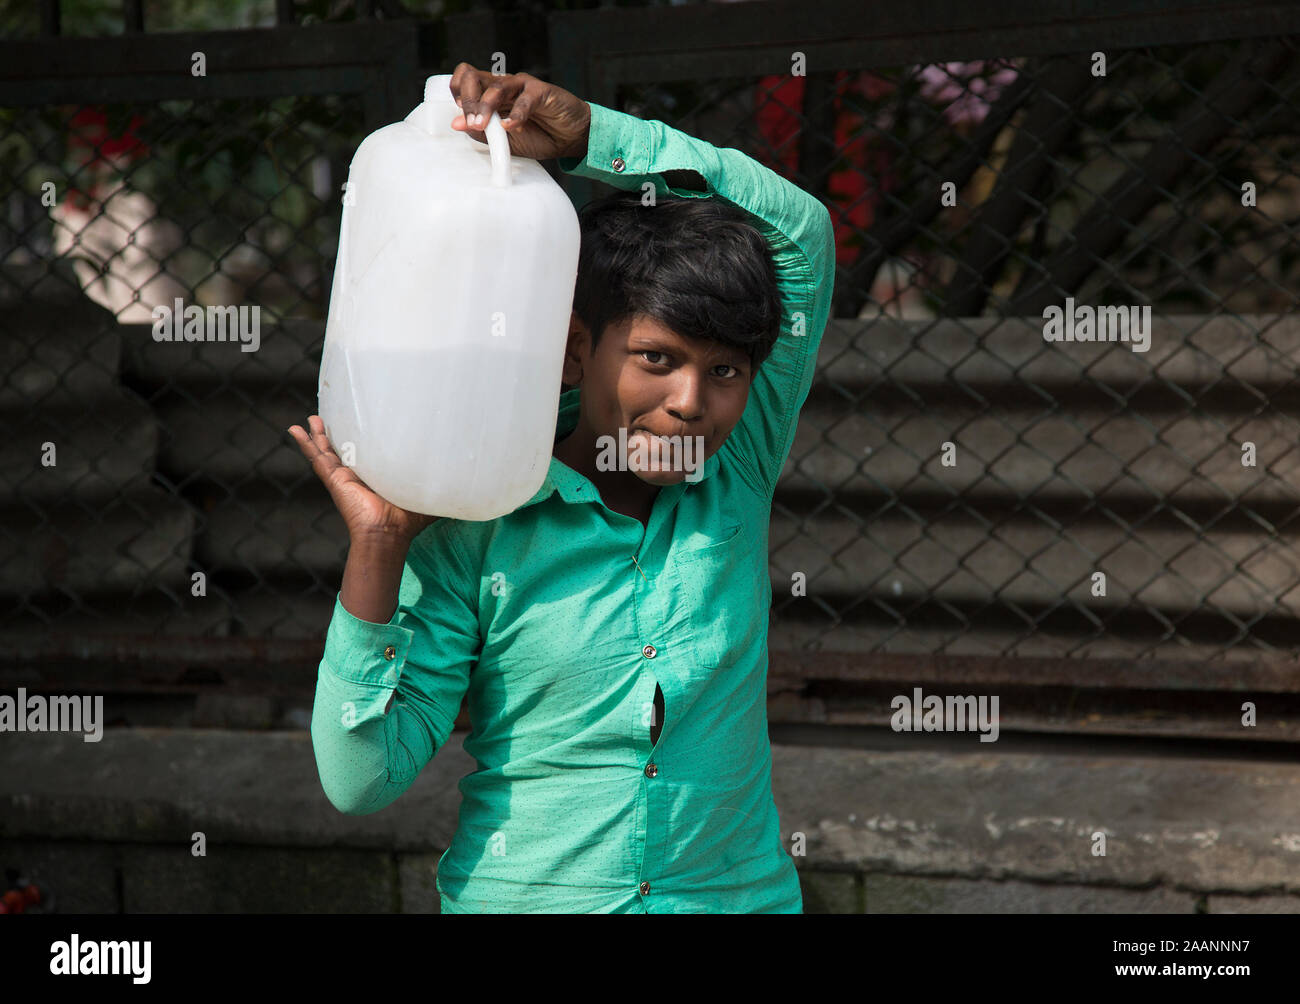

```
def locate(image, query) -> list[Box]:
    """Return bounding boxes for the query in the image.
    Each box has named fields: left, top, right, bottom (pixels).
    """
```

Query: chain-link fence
left=2, top=84, right=371, bottom=643
left=5, top=10, right=1300, bottom=684
left=620, top=37, right=1300, bottom=669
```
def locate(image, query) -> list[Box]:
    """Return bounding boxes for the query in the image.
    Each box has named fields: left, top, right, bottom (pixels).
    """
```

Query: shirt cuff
left=321, top=591, right=416, bottom=687
left=557, top=102, right=651, bottom=182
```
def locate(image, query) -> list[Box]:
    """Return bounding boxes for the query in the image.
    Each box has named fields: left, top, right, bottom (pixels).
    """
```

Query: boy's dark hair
left=572, top=188, right=783, bottom=374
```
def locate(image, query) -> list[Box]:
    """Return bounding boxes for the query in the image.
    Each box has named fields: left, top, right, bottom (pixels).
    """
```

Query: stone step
left=117, top=317, right=322, bottom=389
left=784, top=397, right=1300, bottom=505
left=1, top=389, right=159, bottom=504
left=766, top=615, right=1278, bottom=664
left=815, top=313, right=1300, bottom=392
left=154, top=385, right=317, bottom=491
left=218, top=583, right=337, bottom=640
left=766, top=508, right=1300, bottom=617
left=196, top=485, right=347, bottom=577
left=770, top=741, right=1300, bottom=893
left=0, top=591, right=233, bottom=643
left=0, top=304, right=122, bottom=410
left=0, top=488, right=195, bottom=597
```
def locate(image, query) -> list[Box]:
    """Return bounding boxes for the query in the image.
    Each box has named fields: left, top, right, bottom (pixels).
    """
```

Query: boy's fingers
left=290, top=420, right=344, bottom=483
left=471, top=98, right=497, bottom=127
left=294, top=440, right=333, bottom=487
left=457, top=69, right=486, bottom=124
left=503, top=89, right=534, bottom=126
left=288, top=424, right=321, bottom=460
left=307, top=415, right=336, bottom=453
left=293, top=427, right=329, bottom=468
left=450, top=63, right=482, bottom=108
left=468, top=75, right=525, bottom=128
left=290, top=422, right=363, bottom=524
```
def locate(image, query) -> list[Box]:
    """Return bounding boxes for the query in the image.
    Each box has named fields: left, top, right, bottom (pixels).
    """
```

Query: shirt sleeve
left=310, top=524, right=480, bottom=815
left=558, top=101, right=837, bottom=498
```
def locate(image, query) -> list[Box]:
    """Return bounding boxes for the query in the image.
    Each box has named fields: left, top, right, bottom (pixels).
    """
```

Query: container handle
left=482, top=110, right=511, bottom=188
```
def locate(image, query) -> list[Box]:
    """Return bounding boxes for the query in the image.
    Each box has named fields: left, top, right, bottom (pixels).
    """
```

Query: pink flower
left=916, top=60, right=1020, bottom=127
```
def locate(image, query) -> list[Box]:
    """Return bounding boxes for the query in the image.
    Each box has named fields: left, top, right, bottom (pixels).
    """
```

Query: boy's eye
left=640, top=350, right=739, bottom=378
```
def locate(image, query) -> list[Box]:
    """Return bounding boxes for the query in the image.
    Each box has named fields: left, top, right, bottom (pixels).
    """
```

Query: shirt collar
left=515, top=386, right=720, bottom=512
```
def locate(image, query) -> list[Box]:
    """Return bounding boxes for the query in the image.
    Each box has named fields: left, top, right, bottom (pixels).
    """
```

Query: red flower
left=753, top=73, right=897, bottom=267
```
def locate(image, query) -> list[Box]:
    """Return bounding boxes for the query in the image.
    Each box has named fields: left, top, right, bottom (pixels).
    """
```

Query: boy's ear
left=561, top=311, right=589, bottom=385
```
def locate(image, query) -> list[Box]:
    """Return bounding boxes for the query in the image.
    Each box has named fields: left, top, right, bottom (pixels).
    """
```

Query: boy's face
left=558, top=311, right=753, bottom=487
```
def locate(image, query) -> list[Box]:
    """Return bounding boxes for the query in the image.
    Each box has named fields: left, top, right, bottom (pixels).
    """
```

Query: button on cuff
left=322, top=592, right=415, bottom=685
left=555, top=105, right=650, bottom=185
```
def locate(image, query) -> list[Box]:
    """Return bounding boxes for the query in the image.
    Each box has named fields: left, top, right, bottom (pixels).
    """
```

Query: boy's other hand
left=449, top=63, right=590, bottom=162
left=288, top=416, right=439, bottom=544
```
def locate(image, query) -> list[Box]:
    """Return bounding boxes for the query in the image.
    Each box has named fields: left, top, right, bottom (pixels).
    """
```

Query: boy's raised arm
left=557, top=103, right=837, bottom=498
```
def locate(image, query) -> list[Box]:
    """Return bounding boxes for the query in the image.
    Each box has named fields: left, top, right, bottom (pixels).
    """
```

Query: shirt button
left=383, top=645, right=396, bottom=660
left=612, top=157, right=625, bottom=172
left=645, top=762, right=657, bottom=778
left=642, top=644, right=656, bottom=659
left=639, top=880, right=650, bottom=895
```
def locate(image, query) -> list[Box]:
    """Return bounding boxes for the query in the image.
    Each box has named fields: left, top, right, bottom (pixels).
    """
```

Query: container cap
left=424, top=74, right=455, bottom=106
left=408, top=75, right=459, bottom=138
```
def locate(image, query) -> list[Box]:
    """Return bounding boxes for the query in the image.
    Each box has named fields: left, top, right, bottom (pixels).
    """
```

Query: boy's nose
left=663, top=375, right=704, bottom=422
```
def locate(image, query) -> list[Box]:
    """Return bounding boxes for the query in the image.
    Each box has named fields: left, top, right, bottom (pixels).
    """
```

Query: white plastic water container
left=318, top=73, right=581, bottom=519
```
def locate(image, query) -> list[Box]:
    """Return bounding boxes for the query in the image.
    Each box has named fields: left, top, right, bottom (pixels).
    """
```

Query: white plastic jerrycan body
left=318, top=73, right=580, bottom=520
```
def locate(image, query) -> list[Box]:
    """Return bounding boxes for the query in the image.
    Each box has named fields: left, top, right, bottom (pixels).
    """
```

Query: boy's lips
left=631, top=427, right=687, bottom=442
left=631, top=428, right=678, bottom=454
left=625, top=427, right=708, bottom=475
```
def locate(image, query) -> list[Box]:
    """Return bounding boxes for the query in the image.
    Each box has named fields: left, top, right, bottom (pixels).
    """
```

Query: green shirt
left=311, top=100, right=836, bottom=913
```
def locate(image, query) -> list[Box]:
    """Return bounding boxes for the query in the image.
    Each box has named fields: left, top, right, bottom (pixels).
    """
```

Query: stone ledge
left=0, top=727, right=473, bottom=852
left=772, top=744, right=1300, bottom=893
left=2, top=728, right=1298, bottom=895
left=1206, top=894, right=1300, bottom=914
left=0, top=839, right=443, bottom=913
left=798, top=869, right=863, bottom=913
left=2, top=840, right=1228, bottom=913
left=862, top=873, right=1197, bottom=913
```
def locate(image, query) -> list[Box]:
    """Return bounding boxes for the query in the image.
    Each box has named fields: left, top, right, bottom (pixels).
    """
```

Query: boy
left=290, top=64, right=835, bottom=913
